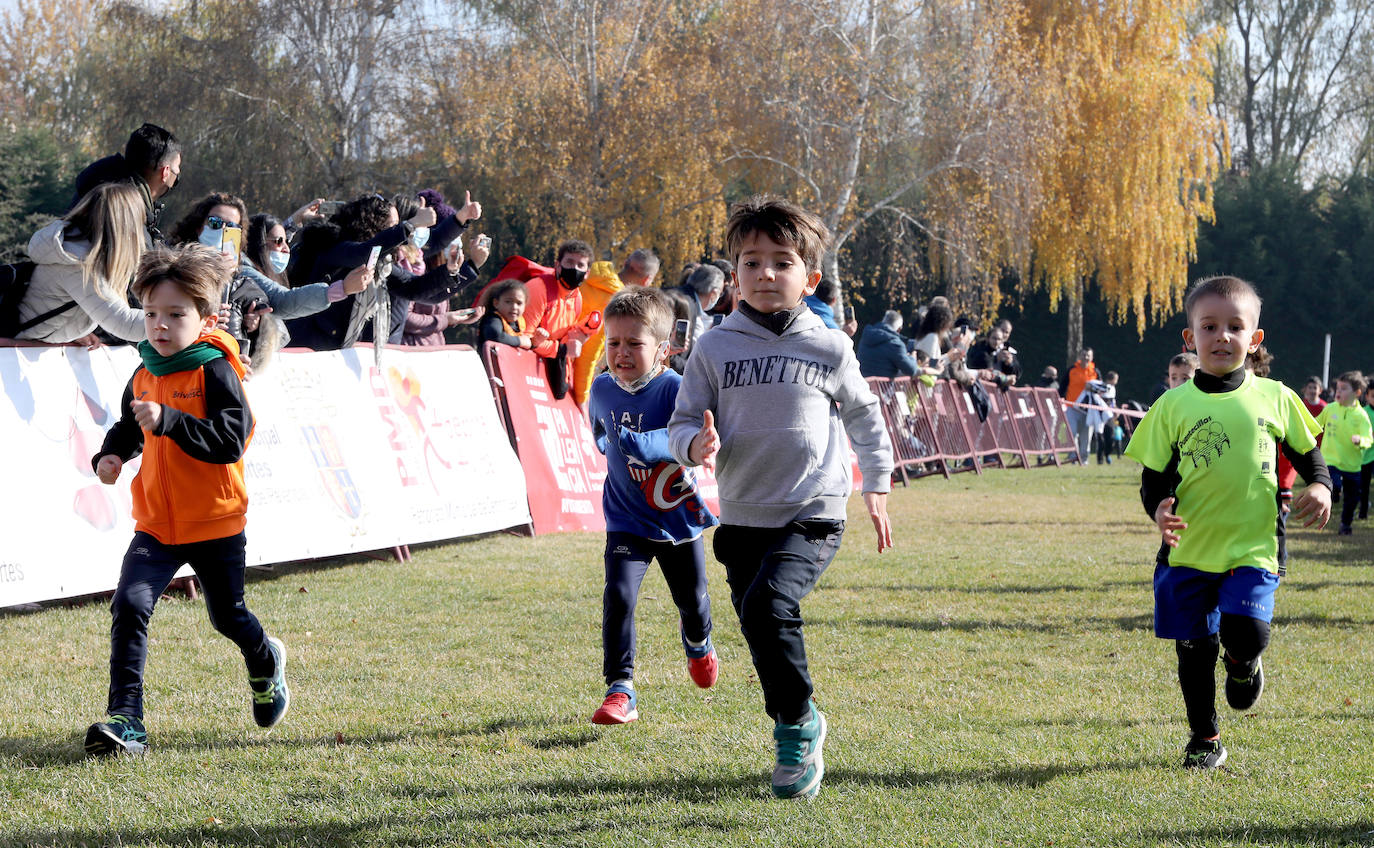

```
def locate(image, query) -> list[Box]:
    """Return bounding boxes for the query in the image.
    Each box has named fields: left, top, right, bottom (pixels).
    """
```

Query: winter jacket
left=856, top=323, right=919, bottom=379
left=93, top=330, right=254, bottom=545
left=572, top=261, right=623, bottom=405
left=16, top=220, right=145, bottom=344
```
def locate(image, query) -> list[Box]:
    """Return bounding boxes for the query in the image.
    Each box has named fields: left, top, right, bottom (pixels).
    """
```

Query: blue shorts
left=1153, top=562, right=1280, bottom=640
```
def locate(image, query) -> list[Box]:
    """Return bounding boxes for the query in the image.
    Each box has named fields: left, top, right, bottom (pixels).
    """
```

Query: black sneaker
left=1338, top=524, right=1353, bottom=536
left=249, top=636, right=290, bottom=728
left=85, top=715, right=148, bottom=757
left=1224, top=654, right=1264, bottom=711
left=1182, top=736, right=1227, bottom=770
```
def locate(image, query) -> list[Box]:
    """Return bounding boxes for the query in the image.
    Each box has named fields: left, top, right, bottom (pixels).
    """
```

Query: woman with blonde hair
left=16, top=182, right=148, bottom=345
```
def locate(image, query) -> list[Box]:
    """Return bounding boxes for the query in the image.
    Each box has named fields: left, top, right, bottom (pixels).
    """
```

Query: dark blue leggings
left=602, top=532, right=712, bottom=686
left=107, top=531, right=273, bottom=719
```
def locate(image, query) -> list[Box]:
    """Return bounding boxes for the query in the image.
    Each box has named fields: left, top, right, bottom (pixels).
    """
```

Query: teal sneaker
left=249, top=636, right=290, bottom=728
left=85, top=715, right=148, bottom=757
left=771, top=705, right=827, bottom=799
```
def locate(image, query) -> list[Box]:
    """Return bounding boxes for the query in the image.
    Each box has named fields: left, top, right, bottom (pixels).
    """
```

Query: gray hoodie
left=17, top=220, right=144, bottom=343
left=668, top=306, right=893, bottom=527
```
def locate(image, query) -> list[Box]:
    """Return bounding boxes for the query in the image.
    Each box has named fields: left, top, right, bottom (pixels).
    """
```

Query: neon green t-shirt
left=1124, top=373, right=1320, bottom=574
left=1364, top=404, right=1374, bottom=465
left=1315, top=402, right=1374, bottom=473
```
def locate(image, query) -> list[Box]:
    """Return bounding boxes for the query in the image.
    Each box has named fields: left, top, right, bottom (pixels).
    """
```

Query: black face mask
left=559, top=266, right=587, bottom=288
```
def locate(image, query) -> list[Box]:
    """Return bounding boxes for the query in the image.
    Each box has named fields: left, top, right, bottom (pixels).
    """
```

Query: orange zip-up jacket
left=94, top=330, right=255, bottom=545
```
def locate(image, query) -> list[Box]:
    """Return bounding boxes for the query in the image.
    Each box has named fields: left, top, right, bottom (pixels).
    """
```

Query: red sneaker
left=591, top=691, right=638, bottom=725
left=687, top=649, right=719, bottom=689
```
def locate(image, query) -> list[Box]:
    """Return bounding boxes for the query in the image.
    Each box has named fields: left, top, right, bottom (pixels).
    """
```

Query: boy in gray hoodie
left=668, top=196, right=894, bottom=799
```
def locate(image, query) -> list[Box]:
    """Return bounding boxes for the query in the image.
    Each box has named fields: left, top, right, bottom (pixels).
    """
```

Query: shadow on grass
left=0, top=820, right=387, bottom=848
left=828, top=755, right=1156, bottom=788
left=0, top=735, right=89, bottom=766
left=858, top=612, right=1151, bottom=633
left=1140, top=821, right=1374, bottom=846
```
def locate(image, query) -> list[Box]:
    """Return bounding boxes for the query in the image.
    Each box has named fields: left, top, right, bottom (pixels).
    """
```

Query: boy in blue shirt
left=669, top=197, right=894, bottom=799
left=1125, top=275, right=1330, bottom=769
left=587, top=286, right=719, bottom=725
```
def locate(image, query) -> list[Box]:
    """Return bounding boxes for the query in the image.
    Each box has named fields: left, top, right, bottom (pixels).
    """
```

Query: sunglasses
left=267, top=235, right=290, bottom=248
left=206, top=215, right=242, bottom=231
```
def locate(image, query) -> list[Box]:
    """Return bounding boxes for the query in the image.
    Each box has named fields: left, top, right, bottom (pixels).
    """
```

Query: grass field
left=2, top=462, right=1373, bottom=847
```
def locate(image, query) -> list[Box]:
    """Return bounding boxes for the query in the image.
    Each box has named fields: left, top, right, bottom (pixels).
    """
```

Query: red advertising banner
left=488, top=344, right=608, bottom=533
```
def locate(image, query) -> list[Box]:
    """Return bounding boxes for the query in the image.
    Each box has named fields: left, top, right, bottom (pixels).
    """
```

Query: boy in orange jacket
left=85, top=244, right=288, bottom=757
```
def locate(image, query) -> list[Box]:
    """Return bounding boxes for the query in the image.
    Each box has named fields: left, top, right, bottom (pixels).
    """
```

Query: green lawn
left=3, top=462, right=1373, bottom=847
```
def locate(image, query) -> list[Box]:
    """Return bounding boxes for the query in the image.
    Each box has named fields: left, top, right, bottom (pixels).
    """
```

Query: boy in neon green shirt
left=1316, top=371, right=1374, bottom=535
left=1124, top=276, right=1331, bottom=770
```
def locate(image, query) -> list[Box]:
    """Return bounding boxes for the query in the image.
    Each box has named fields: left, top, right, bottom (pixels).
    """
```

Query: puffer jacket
left=16, top=220, right=145, bottom=343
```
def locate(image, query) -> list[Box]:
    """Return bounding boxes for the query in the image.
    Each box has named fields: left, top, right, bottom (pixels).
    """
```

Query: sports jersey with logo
left=1125, top=373, right=1319, bottom=574
left=589, top=369, right=717, bottom=544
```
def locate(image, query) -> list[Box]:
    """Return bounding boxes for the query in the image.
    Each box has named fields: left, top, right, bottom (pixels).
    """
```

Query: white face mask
left=611, top=341, right=670, bottom=394
left=267, top=251, right=289, bottom=274
left=412, top=226, right=430, bottom=249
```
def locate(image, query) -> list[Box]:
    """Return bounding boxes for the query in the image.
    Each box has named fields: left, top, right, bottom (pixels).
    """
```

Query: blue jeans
left=107, top=531, right=273, bottom=718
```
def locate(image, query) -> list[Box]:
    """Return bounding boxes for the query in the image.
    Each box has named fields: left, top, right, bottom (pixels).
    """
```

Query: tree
left=431, top=0, right=730, bottom=269
left=719, top=0, right=1047, bottom=320
left=0, top=0, right=103, bottom=146
left=1204, top=0, right=1374, bottom=177
left=1020, top=0, right=1226, bottom=364
left=0, top=125, right=80, bottom=262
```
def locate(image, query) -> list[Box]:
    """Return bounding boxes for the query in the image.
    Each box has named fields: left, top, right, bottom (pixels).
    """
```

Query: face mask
left=412, top=226, right=429, bottom=250
left=198, top=227, right=222, bottom=250
left=613, top=363, right=665, bottom=395
left=267, top=251, right=290, bottom=274
left=559, top=266, right=587, bottom=288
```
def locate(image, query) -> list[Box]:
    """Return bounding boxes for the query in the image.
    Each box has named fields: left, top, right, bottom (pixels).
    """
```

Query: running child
left=1125, top=275, right=1330, bottom=770
left=1315, top=371, right=1373, bottom=535
left=85, top=244, right=288, bottom=756
left=668, top=196, right=894, bottom=799
left=1360, top=383, right=1374, bottom=520
left=1167, top=352, right=1198, bottom=390
left=587, top=286, right=719, bottom=725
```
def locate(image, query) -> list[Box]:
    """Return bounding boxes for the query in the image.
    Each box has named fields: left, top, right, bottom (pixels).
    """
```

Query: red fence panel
left=1033, top=387, right=1081, bottom=464
left=867, top=377, right=949, bottom=482
left=928, top=380, right=981, bottom=475
left=484, top=343, right=607, bottom=533
left=1005, top=386, right=1057, bottom=467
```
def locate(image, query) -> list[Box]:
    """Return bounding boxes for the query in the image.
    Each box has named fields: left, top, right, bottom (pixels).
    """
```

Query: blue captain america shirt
left=589, top=369, right=718, bottom=544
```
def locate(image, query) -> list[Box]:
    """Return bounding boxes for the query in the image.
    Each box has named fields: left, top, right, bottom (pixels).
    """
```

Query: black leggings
left=1175, top=613, right=1270, bottom=739
left=107, top=531, right=273, bottom=719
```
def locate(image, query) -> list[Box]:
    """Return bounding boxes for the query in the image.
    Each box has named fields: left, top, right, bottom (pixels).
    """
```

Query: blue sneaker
left=249, top=636, right=290, bottom=728
left=85, top=715, right=148, bottom=757
left=772, top=705, right=827, bottom=799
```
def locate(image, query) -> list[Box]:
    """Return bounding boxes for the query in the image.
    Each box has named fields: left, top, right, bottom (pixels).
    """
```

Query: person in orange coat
left=573, top=250, right=659, bottom=405
left=1063, top=347, right=1098, bottom=461
left=85, top=244, right=288, bottom=758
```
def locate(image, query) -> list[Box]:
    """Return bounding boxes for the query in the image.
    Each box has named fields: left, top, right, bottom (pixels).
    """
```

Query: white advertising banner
left=0, top=344, right=530, bottom=607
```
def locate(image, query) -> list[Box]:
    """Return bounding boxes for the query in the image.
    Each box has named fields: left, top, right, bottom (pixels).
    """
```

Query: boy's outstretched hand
left=132, top=399, right=163, bottom=431
left=1154, top=496, right=1187, bottom=546
left=1291, top=482, right=1332, bottom=529
left=95, top=454, right=122, bottom=485
left=864, top=491, right=892, bottom=552
left=689, top=409, right=719, bottom=472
